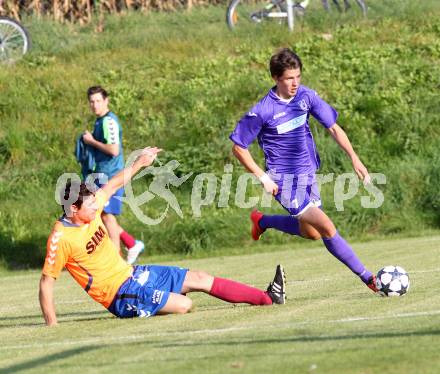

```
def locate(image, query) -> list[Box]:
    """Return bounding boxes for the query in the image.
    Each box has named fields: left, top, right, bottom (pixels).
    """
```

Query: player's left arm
left=327, top=124, right=370, bottom=183
left=39, top=274, right=58, bottom=326
left=101, top=147, right=162, bottom=198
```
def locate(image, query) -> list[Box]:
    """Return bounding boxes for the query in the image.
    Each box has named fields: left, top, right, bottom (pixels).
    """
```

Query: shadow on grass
left=0, top=232, right=46, bottom=270
left=0, top=346, right=100, bottom=373
left=155, top=329, right=440, bottom=348
left=0, top=310, right=113, bottom=328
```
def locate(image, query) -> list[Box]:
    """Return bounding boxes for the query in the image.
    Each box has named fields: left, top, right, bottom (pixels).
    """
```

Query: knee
left=300, top=225, right=322, bottom=240
left=186, top=270, right=213, bottom=292
left=316, top=221, right=336, bottom=239
left=193, top=271, right=211, bottom=282
left=319, top=225, right=336, bottom=239
left=177, top=297, right=192, bottom=314
left=303, top=232, right=322, bottom=240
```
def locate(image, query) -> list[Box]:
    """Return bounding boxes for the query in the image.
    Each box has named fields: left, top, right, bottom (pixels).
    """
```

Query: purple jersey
left=230, top=85, right=338, bottom=175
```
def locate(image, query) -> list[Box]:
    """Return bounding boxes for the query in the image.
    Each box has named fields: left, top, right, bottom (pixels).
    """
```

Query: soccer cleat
left=366, top=274, right=378, bottom=293
left=266, top=264, right=286, bottom=304
left=126, top=240, right=145, bottom=265
left=250, top=209, right=265, bottom=241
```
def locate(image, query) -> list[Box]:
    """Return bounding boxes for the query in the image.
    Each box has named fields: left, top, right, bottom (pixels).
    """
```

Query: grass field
left=1, top=235, right=439, bottom=373
left=2, top=0, right=440, bottom=266
left=1, top=1, right=440, bottom=372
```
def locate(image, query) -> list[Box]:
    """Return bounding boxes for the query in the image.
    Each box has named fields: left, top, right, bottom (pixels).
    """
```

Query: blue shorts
left=103, top=187, right=124, bottom=215
left=274, top=174, right=321, bottom=217
left=108, top=265, right=188, bottom=318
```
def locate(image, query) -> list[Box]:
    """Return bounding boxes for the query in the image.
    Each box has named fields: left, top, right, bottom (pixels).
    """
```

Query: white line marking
left=412, top=268, right=440, bottom=273
left=1, top=310, right=440, bottom=351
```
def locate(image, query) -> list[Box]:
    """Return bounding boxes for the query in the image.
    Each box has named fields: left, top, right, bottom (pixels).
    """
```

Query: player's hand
left=352, top=156, right=370, bottom=185
left=82, top=130, right=94, bottom=145
left=139, top=147, right=162, bottom=166
left=259, top=173, right=279, bottom=196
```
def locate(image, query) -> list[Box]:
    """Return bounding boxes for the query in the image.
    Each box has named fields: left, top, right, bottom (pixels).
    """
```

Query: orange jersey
left=42, top=190, right=133, bottom=308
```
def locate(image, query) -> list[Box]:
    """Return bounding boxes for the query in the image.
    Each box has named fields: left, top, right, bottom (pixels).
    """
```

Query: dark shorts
left=274, top=174, right=321, bottom=217
left=108, top=265, right=188, bottom=318
left=103, top=187, right=124, bottom=215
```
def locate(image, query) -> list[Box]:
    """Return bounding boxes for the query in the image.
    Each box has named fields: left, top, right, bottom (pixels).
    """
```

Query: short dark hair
left=269, top=48, right=303, bottom=78
left=61, top=180, right=95, bottom=216
left=87, top=85, right=108, bottom=100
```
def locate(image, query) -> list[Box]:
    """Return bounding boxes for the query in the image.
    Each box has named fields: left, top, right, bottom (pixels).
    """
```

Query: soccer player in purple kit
left=230, top=48, right=378, bottom=292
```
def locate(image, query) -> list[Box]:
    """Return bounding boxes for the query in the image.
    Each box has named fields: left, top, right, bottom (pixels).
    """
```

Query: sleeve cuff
left=229, top=134, right=249, bottom=149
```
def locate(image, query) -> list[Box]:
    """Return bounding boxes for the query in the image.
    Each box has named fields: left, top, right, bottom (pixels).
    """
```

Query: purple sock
left=259, top=215, right=301, bottom=236
left=322, top=232, right=372, bottom=283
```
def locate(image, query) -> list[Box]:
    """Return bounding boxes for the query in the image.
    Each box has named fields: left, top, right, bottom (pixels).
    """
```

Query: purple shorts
left=273, top=174, right=321, bottom=217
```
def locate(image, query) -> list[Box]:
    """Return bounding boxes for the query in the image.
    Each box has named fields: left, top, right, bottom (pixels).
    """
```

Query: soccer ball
left=375, top=266, right=410, bottom=297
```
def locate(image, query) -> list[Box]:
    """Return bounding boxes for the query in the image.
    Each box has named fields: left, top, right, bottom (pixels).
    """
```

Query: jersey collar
left=59, top=216, right=81, bottom=227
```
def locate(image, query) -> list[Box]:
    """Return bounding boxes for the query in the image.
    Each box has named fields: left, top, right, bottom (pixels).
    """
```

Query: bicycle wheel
left=226, top=0, right=285, bottom=30
left=325, top=0, right=367, bottom=16
left=0, top=17, right=31, bottom=63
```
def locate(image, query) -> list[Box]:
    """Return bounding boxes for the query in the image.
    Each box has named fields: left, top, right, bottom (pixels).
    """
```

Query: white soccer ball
left=375, top=266, right=410, bottom=297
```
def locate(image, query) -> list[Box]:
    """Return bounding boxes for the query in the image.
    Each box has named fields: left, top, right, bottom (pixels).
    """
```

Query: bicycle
left=226, top=0, right=367, bottom=30
left=0, top=16, right=31, bottom=63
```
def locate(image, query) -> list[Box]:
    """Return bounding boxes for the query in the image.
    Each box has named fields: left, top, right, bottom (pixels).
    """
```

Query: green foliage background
left=1, top=0, right=439, bottom=268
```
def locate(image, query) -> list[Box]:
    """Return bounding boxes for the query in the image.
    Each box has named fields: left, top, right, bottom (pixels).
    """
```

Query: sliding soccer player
left=39, top=147, right=286, bottom=326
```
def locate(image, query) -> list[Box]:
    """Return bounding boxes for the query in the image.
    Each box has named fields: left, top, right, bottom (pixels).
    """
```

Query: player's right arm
left=40, top=226, right=68, bottom=326
left=39, top=275, right=57, bottom=326
left=232, top=145, right=278, bottom=195
left=230, top=109, right=278, bottom=195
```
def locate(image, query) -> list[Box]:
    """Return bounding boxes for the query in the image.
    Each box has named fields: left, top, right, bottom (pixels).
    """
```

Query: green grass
left=1, top=0, right=440, bottom=267
left=1, top=236, right=440, bottom=373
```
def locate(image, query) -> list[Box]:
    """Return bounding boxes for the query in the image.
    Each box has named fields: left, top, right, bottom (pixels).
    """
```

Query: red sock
left=209, top=277, right=272, bottom=305
left=120, top=231, right=136, bottom=249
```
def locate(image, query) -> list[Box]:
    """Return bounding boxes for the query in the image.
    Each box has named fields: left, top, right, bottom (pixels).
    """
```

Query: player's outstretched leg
left=182, top=266, right=286, bottom=305
left=250, top=209, right=266, bottom=240
left=258, top=211, right=301, bottom=238
left=322, top=232, right=373, bottom=283
left=157, top=293, right=193, bottom=315
left=300, top=207, right=377, bottom=292
left=266, top=264, right=287, bottom=304
left=366, top=274, right=378, bottom=292
left=251, top=209, right=321, bottom=240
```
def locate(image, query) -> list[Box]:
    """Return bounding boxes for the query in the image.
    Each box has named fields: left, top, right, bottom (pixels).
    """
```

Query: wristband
left=259, top=173, right=272, bottom=184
